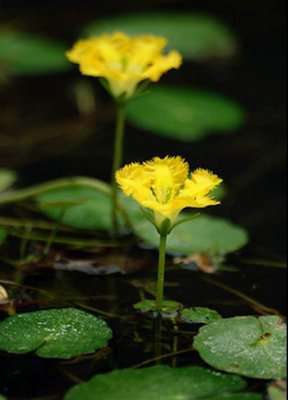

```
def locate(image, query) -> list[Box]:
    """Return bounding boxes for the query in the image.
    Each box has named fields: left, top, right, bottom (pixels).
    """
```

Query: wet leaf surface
left=181, top=307, right=222, bottom=324
left=84, top=13, right=237, bottom=60
left=194, top=316, right=287, bottom=379
left=126, top=86, right=244, bottom=141
left=0, top=308, right=112, bottom=359
left=64, top=366, right=252, bottom=400
left=133, top=214, right=249, bottom=256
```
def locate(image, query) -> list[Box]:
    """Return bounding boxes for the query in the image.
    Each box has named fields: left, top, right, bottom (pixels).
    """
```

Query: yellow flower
left=116, top=156, right=222, bottom=227
left=66, top=32, right=182, bottom=99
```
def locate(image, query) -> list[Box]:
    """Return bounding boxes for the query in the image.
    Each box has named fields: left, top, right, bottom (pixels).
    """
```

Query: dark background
left=0, top=0, right=286, bottom=257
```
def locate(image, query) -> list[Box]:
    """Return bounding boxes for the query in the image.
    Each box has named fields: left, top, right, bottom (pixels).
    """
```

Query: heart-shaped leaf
left=64, top=366, right=255, bottom=400
left=0, top=308, right=112, bottom=359
left=84, top=13, right=237, bottom=60
left=126, top=86, right=244, bottom=141
left=133, top=214, right=249, bottom=256
left=0, top=32, right=70, bottom=75
left=194, top=316, right=287, bottom=379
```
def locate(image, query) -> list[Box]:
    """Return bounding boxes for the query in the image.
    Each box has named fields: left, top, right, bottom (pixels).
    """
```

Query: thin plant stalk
left=111, top=102, right=126, bottom=235
left=156, top=233, right=168, bottom=311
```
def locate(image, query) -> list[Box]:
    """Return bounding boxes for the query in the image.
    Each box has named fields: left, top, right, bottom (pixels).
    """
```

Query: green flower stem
left=156, top=233, right=168, bottom=311
left=111, top=102, right=126, bottom=235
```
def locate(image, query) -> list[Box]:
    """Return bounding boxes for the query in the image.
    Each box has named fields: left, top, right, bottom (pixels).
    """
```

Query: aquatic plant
left=116, top=156, right=222, bottom=310
left=66, top=33, right=182, bottom=233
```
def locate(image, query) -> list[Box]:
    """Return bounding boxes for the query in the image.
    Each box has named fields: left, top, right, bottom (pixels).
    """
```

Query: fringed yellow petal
left=181, top=169, right=223, bottom=198
left=115, top=162, right=154, bottom=207
left=116, top=157, right=222, bottom=227
left=66, top=33, right=182, bottom=99
left=144, top=51, right=183, bottom=82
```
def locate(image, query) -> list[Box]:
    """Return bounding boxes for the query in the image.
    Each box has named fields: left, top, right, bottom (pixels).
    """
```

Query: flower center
left=152, top=165, right=175, bottom=204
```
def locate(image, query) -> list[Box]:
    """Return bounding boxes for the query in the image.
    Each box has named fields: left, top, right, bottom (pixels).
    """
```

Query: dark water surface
left=0, top=0, right=286, bottom=399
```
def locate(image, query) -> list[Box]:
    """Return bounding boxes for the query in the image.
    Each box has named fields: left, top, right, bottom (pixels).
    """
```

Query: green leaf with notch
left=0, top=308, right=112, bottom=359
left=194, top=316, right=287, bottom=379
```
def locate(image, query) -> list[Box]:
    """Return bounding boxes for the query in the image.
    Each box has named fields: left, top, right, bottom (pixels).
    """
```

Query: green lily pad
left=0, top=228, right=6, bottom=246
left=126, top=86, right=244, bottom=141
left=0, top=308, right=112, bottom=359
left=84, top=13, right=237, bottom=60
left=65, top=365, right=253, bottom=400
left=0, top=396, right=6, bottom=400
left=133, top=214, right=249, bottom=256
left=194, top=316, right=287, bottom=379
left=181, top=307, right=222, bottom=324
left=0, top=169, right=17, bottom=192
left=0, top=32, right=70, bottom=75
left=37, top=184, right=145, bottom=232
left=37, top=186, right=114, bottom=231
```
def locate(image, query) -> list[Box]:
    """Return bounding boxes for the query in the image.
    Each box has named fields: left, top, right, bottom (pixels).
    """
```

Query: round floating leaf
left=194, top=316, right=287, bottom=379
left=65, top=366, right=250, bottom=400
left=37, top=186, right=114, bottom=231
left=126, top=86, right=244, bottom=141
left=0, top=228, right=6, bottom=246
left=181, top=307, right=222, bottom=324
left=0, top=169, right=17, bottom=192
left=133, top=214, right=249, bottom=256
left=0, top=308, right=112, bottom=359
left=0, top=32, right=70, bottom=75
left=84, top=13, right=237, bottom=60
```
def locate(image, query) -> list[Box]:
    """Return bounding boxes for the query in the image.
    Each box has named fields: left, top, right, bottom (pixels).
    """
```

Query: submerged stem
left=111, top=102, right=126, bottom=235
left=156, top=234, right=167, bottom=311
